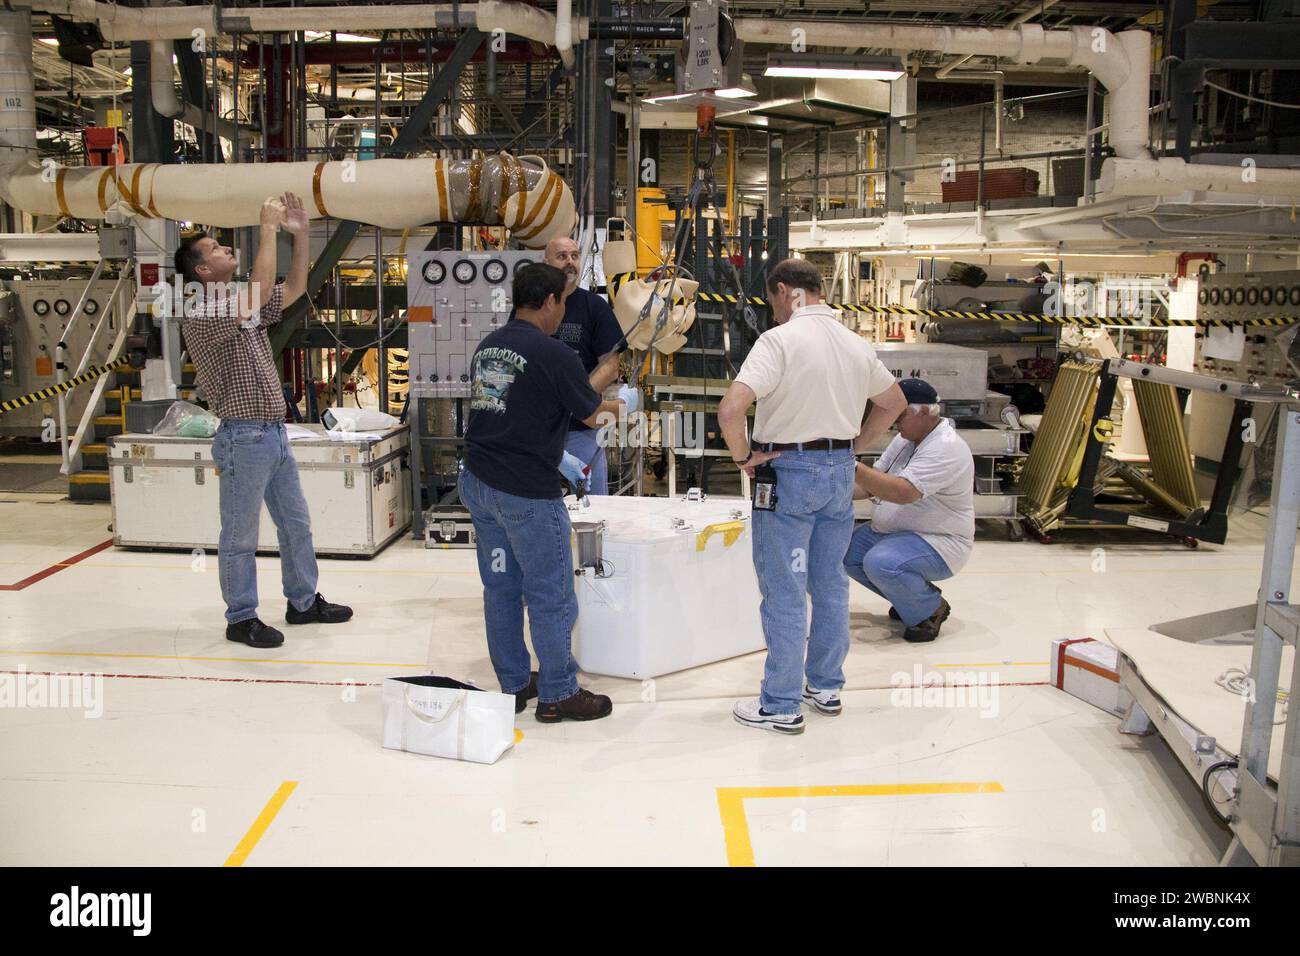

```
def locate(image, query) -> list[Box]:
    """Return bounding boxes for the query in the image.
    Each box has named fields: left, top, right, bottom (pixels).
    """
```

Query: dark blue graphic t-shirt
left=465, top=318, right=601, bottom=499
left=552, top=286, right=623, bottom=432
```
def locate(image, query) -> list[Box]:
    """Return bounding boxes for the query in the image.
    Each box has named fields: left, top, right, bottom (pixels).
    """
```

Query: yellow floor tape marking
left=0, top=649, right=430, bottom=669
left=716, top=781, right=1004, bottom=867
left=224, top=780, right=298, bottom=867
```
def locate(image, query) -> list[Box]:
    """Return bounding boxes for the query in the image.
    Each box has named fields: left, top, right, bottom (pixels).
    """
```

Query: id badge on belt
left=752, top=462, right=778, bottom=511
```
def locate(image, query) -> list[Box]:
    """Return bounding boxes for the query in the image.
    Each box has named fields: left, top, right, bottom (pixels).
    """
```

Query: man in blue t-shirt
left=460, top=263, right=624, bottom=724
left=544, top=236, right=624, bottom=494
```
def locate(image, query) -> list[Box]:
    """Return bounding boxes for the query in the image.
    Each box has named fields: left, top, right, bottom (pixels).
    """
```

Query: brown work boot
left=536, top=688, right=613, bottom=723
left=903, top=599, right=951, bottom=643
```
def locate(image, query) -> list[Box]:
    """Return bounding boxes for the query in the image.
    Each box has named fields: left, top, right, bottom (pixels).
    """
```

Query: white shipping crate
left=109, top=424, right=410, bottom=557
left=570, top=494, right=765, bottom=679
left=1051, top=637, right=1133, bottom=717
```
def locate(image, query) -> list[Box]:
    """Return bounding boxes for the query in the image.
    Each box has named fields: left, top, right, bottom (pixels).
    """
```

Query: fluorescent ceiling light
left=715, top=73, right=757, bottom=98
left=642, top=91, right=693, bottom=104
left=765, top=53, right=905, bottom=81
left=305, top=31, right=378, bottom=42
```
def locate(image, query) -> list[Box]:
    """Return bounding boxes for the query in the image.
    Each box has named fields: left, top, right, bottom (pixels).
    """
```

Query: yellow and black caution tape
left=696, top=295, right=1298, bottom=328
left=697, top=292, right=768, bottom=306
left=0, top=358, right=130, bottom=417
left=846, top=306, right=1298, bottom=327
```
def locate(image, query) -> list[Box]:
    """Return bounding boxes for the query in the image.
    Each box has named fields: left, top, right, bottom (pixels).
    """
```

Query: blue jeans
left=843, top=521, right=953, bottom=626
left=564, top=427, right=608, bottom=495
left=458, top=467, right=580, bottom=702
left=751, top=448, right=857, bottom=715
left=211, top=420, right=319, bottom=625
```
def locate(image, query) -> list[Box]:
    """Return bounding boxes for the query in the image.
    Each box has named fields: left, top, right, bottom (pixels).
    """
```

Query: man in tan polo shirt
left=718, top=258, right=906, bottom=733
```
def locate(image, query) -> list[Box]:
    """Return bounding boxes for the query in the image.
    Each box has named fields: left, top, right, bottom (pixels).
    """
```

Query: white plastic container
left=569, top=494, right=765, bottom=679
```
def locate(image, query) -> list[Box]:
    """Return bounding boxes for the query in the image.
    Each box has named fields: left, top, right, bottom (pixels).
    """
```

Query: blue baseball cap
left=898, top=378, right=939, bottom=405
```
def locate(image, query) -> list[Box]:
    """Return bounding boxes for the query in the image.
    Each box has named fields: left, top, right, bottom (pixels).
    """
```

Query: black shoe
left=903, top=599, right=951, bottom=643
left=890, top=587, right=938, bottom=622
left=226, top=618, right=284, bottom=648
left=514, top=672, right=539, bottom=714
left=535, top=688, right=613, bottom=723
left=286, top=593, right=354, bottom=625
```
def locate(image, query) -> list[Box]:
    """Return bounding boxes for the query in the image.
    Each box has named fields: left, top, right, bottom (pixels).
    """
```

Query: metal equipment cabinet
left=108, top=425, right=410, bottom=557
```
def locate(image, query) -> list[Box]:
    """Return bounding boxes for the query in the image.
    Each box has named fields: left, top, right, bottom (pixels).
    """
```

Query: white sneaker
left=733, top=697, right=805, bottom=735
left=802, top=685, right=842, bottom=716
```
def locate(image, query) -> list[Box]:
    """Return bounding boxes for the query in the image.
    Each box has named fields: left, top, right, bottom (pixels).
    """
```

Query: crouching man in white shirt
left=845, top=378, right=975, bottom=643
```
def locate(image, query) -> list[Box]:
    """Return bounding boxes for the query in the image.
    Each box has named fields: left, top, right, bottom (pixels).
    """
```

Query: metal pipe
left=780, top=145, right=1088, bottom=187
left=1083, top=73, right=1096, bottom=203
left=935, top=0, right=1061, bottom=78
left=376, top=226, right=387, bottom=411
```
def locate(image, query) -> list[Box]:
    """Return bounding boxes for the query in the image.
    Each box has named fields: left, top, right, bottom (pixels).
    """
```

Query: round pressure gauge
left=33, top=298, right=50, bottom=316
left=1277, top=286, right=1290, bottom=307
left=1260, top=287, right=1274, bottom=306
left=453, top=259, right=477, bottom=284
left=1197, top=288, right=1209, bottom=305
left=421, top=260, right=446, bottom=285
left=483, top=259, right=508, bottom=284
left=1233, top=287, right=1247, bottom=306
left=54, top=299, right=71, bottom=316
left=1246, top=287, right=1259, bottom=306
left=1208, top=288, right=1221, bottom=305
left=83, top=298, right=99, bottom=316
left=514, top=258, right=534, bottom=277
left=1290, top=286, right=1300, bottom=307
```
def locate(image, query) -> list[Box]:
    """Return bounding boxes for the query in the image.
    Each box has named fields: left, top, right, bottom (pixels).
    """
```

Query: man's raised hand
left=260, top=197, right=286, bottom=230
left=281, top=192, right=310, bottom=236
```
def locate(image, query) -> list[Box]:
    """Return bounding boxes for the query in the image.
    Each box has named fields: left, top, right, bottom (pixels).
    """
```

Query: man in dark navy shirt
left=544, top=237, right=624, bottom=494
left=460, top=263, right=623, bottom=724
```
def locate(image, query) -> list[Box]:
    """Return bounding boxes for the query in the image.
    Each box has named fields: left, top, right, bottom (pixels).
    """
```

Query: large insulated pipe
left=149, top=0, right=183, bottom=120
left=0, top=9, right=37, bottom=167
left=0, top=153, right=577, bottom=247
left=14, top=1, right=587, bottom=59
left=1097, top=156, right=1300, bottom=201
left=734, top=20, right=1150, bottom=161
left=151, top=40, right=184, bottom=119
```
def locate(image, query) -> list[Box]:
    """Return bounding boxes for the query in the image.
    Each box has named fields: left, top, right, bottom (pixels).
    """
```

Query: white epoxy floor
left=1, top=493, right=1289, bottom=866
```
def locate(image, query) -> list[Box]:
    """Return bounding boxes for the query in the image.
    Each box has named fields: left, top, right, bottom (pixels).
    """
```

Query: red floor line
left=0, top=669, right=1050, bottom=692
left=0, top=539, right=114, bottom=591
left=0, top=669, right=375, bottom=687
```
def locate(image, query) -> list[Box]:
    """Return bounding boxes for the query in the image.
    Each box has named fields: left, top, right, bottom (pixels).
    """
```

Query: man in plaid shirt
left=177, top=193, right=353, bottom=648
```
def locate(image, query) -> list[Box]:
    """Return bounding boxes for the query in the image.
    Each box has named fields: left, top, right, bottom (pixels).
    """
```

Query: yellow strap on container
left=696, top=520, right=746, bottom=552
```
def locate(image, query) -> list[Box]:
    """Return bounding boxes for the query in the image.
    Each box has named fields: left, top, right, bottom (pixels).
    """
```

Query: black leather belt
left=758, top=438, right=854, bottom=452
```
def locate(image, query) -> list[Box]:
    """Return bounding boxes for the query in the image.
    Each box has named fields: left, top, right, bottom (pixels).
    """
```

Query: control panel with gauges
left=405, top=250, right=542, bottom=398
left=1196, top=269, right=1300, bottom=322
left=0, top=278, right=129, bottom=437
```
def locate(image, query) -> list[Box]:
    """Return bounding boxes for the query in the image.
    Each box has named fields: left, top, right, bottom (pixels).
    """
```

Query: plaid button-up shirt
left=183, top=282, right=288, bottom=422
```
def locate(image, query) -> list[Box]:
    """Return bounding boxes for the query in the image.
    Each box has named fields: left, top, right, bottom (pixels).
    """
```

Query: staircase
left=68, top=364, right=198, bottom=502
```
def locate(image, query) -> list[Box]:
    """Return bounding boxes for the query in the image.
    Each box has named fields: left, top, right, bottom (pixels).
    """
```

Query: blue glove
left=559, top=451, right=589, bottom=488
left=617, top=383, right=641, bottom=414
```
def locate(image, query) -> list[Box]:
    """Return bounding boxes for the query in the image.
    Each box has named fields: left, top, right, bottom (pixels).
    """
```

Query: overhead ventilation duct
left=734, top=20, right=1150, bottom=161
left=0, top=9, right=37, bottom=167
left=13, top=0, right=584, bottom=68
left=0, top=154, right=577, bottom=247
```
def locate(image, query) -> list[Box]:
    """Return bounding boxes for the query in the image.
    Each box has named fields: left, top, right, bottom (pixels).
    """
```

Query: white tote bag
left=381, top=676, right=516, bottom=765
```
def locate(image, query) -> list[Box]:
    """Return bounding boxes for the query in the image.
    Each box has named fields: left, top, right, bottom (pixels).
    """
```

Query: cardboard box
left=1051, top=637, right=1133, bottom=717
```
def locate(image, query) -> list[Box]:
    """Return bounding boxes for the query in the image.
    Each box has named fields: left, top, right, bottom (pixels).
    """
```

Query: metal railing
left=57, top=263, right=134, bottom=476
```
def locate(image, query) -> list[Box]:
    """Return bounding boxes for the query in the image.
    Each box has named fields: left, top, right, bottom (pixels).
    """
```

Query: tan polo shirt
left=735, top=303, right=896, bottom=443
